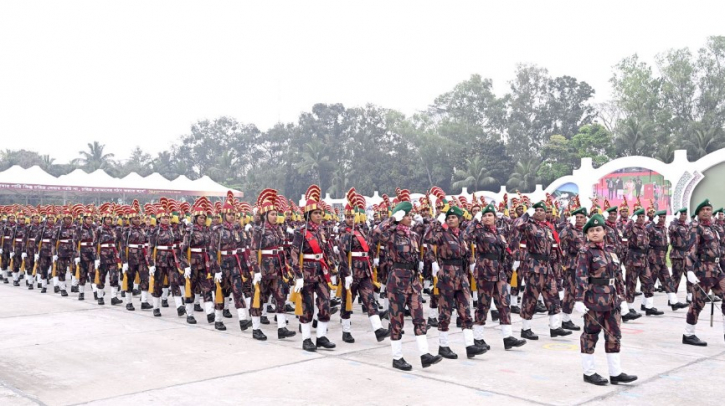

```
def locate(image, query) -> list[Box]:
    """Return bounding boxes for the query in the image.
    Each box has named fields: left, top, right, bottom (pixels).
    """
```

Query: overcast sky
left=1, top=1, right=723, bottom=163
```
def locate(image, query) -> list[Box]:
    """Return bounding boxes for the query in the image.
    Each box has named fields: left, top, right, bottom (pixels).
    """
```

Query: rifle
left=253, top=220, right=264, bottom=309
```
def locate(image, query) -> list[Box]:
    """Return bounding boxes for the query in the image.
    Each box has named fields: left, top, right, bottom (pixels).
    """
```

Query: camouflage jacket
left=559, top=223, right=585, bottom=271
left=338, top=224, right=374, bottom=280
left=290, top=222, right=336, bottom=282
left=668, top=218, right=689, bottom=260
left=624, top=221, right=648, bottom=267
left=53, top=224, right=77, bottom=258
left=646, top=222, right=668, bottom=266
left=252, top=222, right=286, bottom=278
left=574, top=241, right=624, bottom=311
left=95, top=225, right=120, bottom=265
left=148, top=224, right=177, bottom=268
left=685, top=220, right=723, bottom=279
left=75, top=224, right=97, bottom=260
left=514, top=213, right=560, bottom=274
left=119, top=225, right=148, bottom=265
left=464, top=220, right=509, bottom=281
left=373, top=218, right=420, bottom=268
left=208, top=221, right=242, bottom=274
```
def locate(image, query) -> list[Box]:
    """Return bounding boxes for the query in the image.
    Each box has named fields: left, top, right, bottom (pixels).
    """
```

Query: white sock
left=473, top=325, right=485, bottom=340
left=71, top=275, right=77, bottom=286
left=301, top=322, right=311, bottom=340
left=13, top=273, right=19, bottom=281
left=687, top=292, right=693, bottom=302
left=549, top=313, right=561, bottom=329
left=262, top=301, right=269, bottom=316
left=53, top=276, right=58, bottom=287
left=429, top=308, right=438, bottom=319
left=91, top=283, right=97, bottom=293
left=162, top=288, right=169, bottom=300
left=342, top=318, right=351, bottom=333
left=252, top=316, right=261, bottom=330
left=141, top=291, right=148, bottom=303
left=667, top=292, right=679, bottom=304
left=501, top=324, right=512, bottom=338
left=391, top=339, right=403, bottom=360
left=41, top=279, right=47, bottom=288
left=59, top=281, right=67, bottom=290
left=111, top=287, right=118, bottom=298
left=185, top=303, right=193, bottom=315
left=684, top=323, right=696, bottom=337
left=174, top=296, right=183, bottom=308
left=317, top=321, right=328, bottom=338
left=607, top=353, right=622, bottom=377
left=645, top=297, right=654, bottom=309
left=522, top=319, right=532, bottom=330
left=194, top=296, right=200, bottom=305
left=581, top=353, right=596, bottom=376
left=125, top=293, right=132, bottom=305
left=214, top=309, right=222, bottom=322
left=463, top=329, right=474, bottom=346
left=237, top=307, right=249, bottom=321
left=205, top=301, right=214, bottom=315
left=153, top=297, right=160, bottom=309
left=245, top=297, right=251, bottom=309
left=415, top=335, right=430, bottom=355
left=439, top=331, right=449, bottom=347
left=620, top=301, right=630, bottom=314
left=369, top=315, right=383, bottom=331
left=472, top=291, right=478, bottom=301
left=562, top=313, right=571, bottom=322
left=277, top=313, right=287, bottom=329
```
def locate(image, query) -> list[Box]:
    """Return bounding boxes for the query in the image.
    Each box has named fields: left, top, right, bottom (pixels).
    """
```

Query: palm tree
left=451, top=157, right=496, bottom=192
left=152, top=151, right=174, bottom=178
left=507, top=156, right=542, bottom=193
left=39, top=155, right=55, bottom=172
left=327, top=165, right=352, bottom=198
left=614, top=117, right=653, bottom=157
left=78, top=141, right=115, bottom=171
left=295, top=139, right=333, bottom=187
left=683, top=124, right=724, bottom=160
left=209, top=150, right=237, bottom=184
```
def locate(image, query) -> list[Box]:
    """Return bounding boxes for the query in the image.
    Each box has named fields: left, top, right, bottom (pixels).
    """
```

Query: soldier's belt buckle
left=608, top=278, right=615, bottom=286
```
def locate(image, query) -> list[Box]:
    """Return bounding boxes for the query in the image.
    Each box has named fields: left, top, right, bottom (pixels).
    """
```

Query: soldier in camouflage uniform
left=574, top=213, right=637, bottom=386
left=147, top=199, right=178, bottom=317
left=682, top=199, right=725, bottom=346
left=647, top=210, right=688, bottom=311
left=52, top=207, right=77, bottom=297
left=624, top=208, right=660, bottom=316
left=208, top=193, right=251, bottom=332
left=514, top=201, right=572, bottom=340
left=24, top=211, right=41, bottom=290
left=9, top=211, right=28, bottom=287
left=558, top=206, right=588, bottom=331
left=603, top=205, right=640, bottom=323
left=177, top=197, right=214, bottom=324
left=374, top=192, right=443, bottom=371
left=120, top=201, right=152, bottom=311
left=94, top=205, right=122, bottom=306
left=465, top=203, right=526, bottom=351
left=371, top=199, right=393, bottom=320
left=669, top=208, right=691, bottom=302
left=290, top=185, right=337, bottom=352
left=74, top=209, right=97, bottom=300
left=34, top=210, right=57, bottom=293
left=0, top=212, right=15, bottom=283
left=425, top=204, right=485, bottom=360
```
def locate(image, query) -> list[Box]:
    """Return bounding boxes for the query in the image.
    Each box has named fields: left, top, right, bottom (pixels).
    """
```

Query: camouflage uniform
left=0, top=220, right=15, bottom=282
left=290, top=222, right=336, bottom=325
left=339, top=223, right=378, bottom=319
left=52, top=222, right=77, bottom=293
left=208, top=221, right=249, bottom=314
left=24, top=220, right=41, bottom=288
left=575, top=241, right=625, bottom=354
left=669, top=218, right=691, bottom=297
left=373, top=218, right=426, bottom=341
left=684, top=220, right=725, bottom=327
left=75, top=224, right=97, bottom=291
left=148, top=224, right=178, bottom=304
left=95, top=224, right=121, bottom=300
left=559, top=222, right=586, bottom=317
left=647, top=221, right=674, bottom=293
left=120, top=224, right=150, bottom=297
left=34, top=222, right=56, bottom=289
left=623, top=221, right=654, bottom=303
left=252, top=222, right=287, bottom=318
left=10, top=221, right=28, bottom=284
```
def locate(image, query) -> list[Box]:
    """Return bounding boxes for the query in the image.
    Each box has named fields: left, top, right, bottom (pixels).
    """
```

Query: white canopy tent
left=0, top=165, right=242, bottom=204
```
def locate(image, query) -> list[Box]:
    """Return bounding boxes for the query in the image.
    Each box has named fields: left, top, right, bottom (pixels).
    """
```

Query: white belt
left=303, top=253, right=323, bottom=261
left=190, top=248, right=205, bottom=253
left=58, top=239, right=71, bottom=243
left=552, top=243, right=558, bottom=248
left=156, top=245, right=173, bottom=250
left=220, top=250, right=236, bottom=255
left=100, top=243, right=114, bottom=248
left=351, top=252, right=368, bottom=258
left=422, top=243, right=428, bottom=248
left=80, top=242, right=94, bottom=247
left=621, top=238, right=628, bottom=242
left=128, top=244, right=144, bottom=249
left=15, top=238, right=23, bottom=242
left=236, top=248, right=246, bottom=253
left=261, top=249, right=280, bottom=255
left=41, top=239, right=51, bottom=243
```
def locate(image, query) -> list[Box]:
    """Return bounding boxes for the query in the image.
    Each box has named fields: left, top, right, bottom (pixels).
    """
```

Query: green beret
left=532, top=201, right=547, bottom=210
left=714, top=207, right=724, bottom=215
left=633, top=208, right=645, bottom=216
left=481, top=203, right=496, bottom=215
left=676, top=207, right=687, bottom=215
left=694, top=199, right=712, bottom=216
left=655, top=210, right=667, bottom=216
left=605, top=206, right=618, bottom=213
left=392, top=201, right=412, bottom=216
left=583, top=213, right=605, bottom=234
left=571, top=207, right=588, bottom=217
left=447, top=206, right=464, bottom=218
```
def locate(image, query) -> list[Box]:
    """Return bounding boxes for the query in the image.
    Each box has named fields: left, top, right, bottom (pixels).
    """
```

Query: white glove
left=52, top=255, right=58, bottom=262
left=432, top=261, right=440, bottom=277
left=496, top=212, right=503, bottom=219
left=252, top=272, right=261, bottom=284
left=413, top=214, right=423, bottom=223
left=418, top=262, right=424, bottom=272
left=286, top=227, right=295, bottom=235
left=574, top=301, right=587, bottom=314
left=21, top=252, right=27, bottom=259
left=0, top=248, right=3, bottom=254
left=34, top=254, right=39, bottom=262
left=333, top=246, right=339, bottom=255
left=373, top=258, right=380, bottom=267
left=392, top=210, right=405, bottom=222
left=569, top=216, right=577, bottom=226
left=293, top=278, right=304, bottom=292
left=214, top=272, right=222, bottom=283
left=474, top=211, right=482, bottom=222
left=513, top=260, right=520, bottom=270
left=687, top=271, right=700, bottom=284
left=184, top=267, right=191, bottom=278
left=148, top=266, right=156, bottom=276
left=74, top=257, right=80, bottom=265
left=437, top=213, right=447, bottom=224
left=333, top=226, right=339, bottom=233
left=244, top=224, right=252, bottom=232
left=94, top=259, right=101, bottom=268
left=122, top=263, right=129, bottom=272
left=344, top=275, right=353, bottom=290
left=9, top=252, right=14, bottom=259
left=469, top=263, right=475, bottom=272
left=526, top=207, right=535, bottom=216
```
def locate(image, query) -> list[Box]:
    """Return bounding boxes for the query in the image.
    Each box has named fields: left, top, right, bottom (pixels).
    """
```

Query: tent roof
left=0, top=166, right=242, bottom=197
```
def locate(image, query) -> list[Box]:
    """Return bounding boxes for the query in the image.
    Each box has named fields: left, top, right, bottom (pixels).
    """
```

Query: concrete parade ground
left=0, top=280, right=723, bottom=406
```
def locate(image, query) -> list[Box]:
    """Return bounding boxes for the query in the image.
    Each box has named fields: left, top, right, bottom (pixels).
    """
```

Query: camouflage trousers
left=649, top=262, right=675, bottom=293
left=386, top=270, right=426, bottom=341
left=437, top=266, right=473, bottom=331
left=150, top=266, right=174, bottom=298
left=0, top=250, right=9, bottom=270
left=561, top=267, right=577, bottom=315
left=125, top=263, right=149, bottom=292
left=251, top=276, right=286, bottom=316
left=421, top=260, right=438, bottom=310
left=670, top=259, right=691, bottom=295
left=96, top=263, right=119, bottom=290
left=686, top=275, right=725, bottom=325
left=581, top=308, right=621, bottom=354
left=475, top=278, right=511, bottom=326
left=341, top=276, right=378, bottom=319
left=22, top=251, right=35, bottom=279
left=11, top=248, right=27, bottom=273
left=520, top=272, right=561, bottom=319
left=36, top=255, right=52, bottom=280
left=625, top=264, right=654, bottom=302
left=299, top=280, right=331, bottom=324
left=54, top=258, right=72, bottom=282
left=219, top=262, right=246, bottom=311
left=180, top=268, right=204, bottom=304
left=509, top=268, right=524, bottom=298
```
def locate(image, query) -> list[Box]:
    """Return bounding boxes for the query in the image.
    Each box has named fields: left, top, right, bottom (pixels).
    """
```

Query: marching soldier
left=178, top=197, right=214, bottom=324
left=669, top=208, right=691, bottom=302
left=647, top=210, right=688, bottom=311
left=624, top=207, right=661, bottom=316
left=425, top=200, right=485, bottom=359
left=74, top=207, right=97, bottom=300
left=52, top=207, right=77, bottom=297
left=574, top=213, right=638, bottom=386
left=0, top=211, right=14, bottom=284
left=25, top=210, right=41, bottom=290
left=465, top=203, right=526, bottom=351
left=10, top=211, right=29, bottom=287
left=682, top=199, right=725, bottom=346
left=514, top=201, right=572, bottom=340
left=34, top=208, right=57, bottom=293
left=603, top=204, right=640, bottom=322
left=147, top=199, right=178, bottom=317
left=95, top=204, right=123, bottom=306
left=120, top=201, right=152, bottom=311
left=559, top=205, right=588, bottom=331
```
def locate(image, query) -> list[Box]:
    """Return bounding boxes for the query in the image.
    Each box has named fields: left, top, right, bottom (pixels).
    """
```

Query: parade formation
left=1, top=187, right=724, bottom=386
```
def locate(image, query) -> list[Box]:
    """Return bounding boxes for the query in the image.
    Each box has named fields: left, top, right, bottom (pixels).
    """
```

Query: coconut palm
left=682, top=123, right=724, bottom=160
left=295, top=139, right=333, bottom=187
left=78, top=141, right=115, bottom=171
left=507, top=156, right=542, bottom=193
left=451, top=157, right=496, bottom=192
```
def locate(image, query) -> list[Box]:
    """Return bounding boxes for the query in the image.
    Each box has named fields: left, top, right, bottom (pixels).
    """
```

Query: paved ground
left=0, top=281, right=723, bottom=406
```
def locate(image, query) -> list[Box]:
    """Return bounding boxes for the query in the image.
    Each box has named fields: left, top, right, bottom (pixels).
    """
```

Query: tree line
left=2, top=36, right=724, bottom=202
